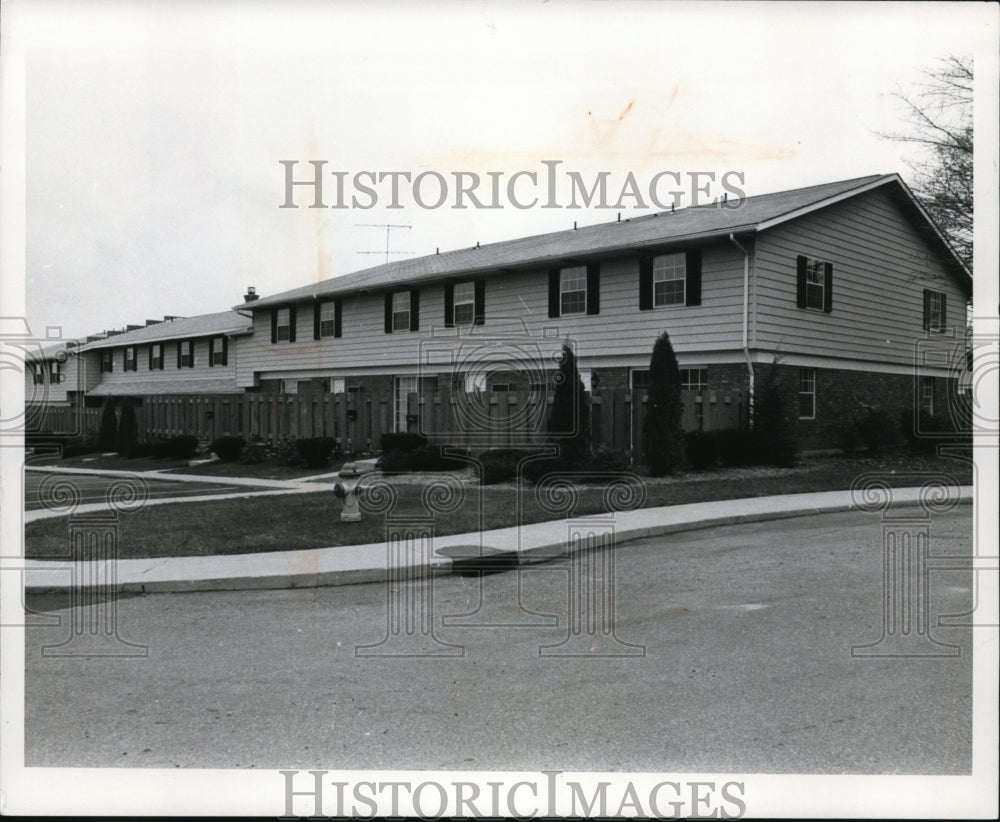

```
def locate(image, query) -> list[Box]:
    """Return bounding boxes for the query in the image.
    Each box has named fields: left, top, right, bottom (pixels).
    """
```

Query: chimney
left=126, top=324, right=142, bottom=331
left=145, top=318, right=162, bottom=326
left=244, top=286, right=259, bottom=303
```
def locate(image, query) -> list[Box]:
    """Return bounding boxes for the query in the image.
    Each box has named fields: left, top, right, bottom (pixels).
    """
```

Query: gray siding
left=236, top=242, right=748, bottom=386
left=752, top=186, right=968, bottom=366
left=90, top=337, right=241, bottom=394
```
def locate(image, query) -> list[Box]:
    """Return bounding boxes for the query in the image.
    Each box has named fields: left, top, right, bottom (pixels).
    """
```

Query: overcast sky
left=11, top=0, right=997, bottom=340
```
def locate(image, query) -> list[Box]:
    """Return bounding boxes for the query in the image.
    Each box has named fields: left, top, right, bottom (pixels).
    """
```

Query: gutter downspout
left=728, top=233, right=754, bottom=427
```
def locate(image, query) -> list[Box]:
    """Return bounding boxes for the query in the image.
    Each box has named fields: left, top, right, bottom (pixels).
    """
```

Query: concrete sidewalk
left=20, top=486, right=974, bottom=594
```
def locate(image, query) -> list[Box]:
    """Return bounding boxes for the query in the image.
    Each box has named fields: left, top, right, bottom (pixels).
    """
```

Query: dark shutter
left=474, top=280, right=485, bottom=326
left=685, top=249, right=702, bottom=306
left=271, top=310, right=278, bottom=344
left=444, top=283, right=455, bottom=328
left=922, top=289, right=931, bottom=330
left=940, top=293, right=947, bottom=330
left=288, top=306, right=297, bottom=342
left=385, top=293, right=393, bottom=333
left=639, top=255, right=653, bottom=310
left=796, top=256, right=808, bottom=308
left=177, top=341, right=182, bottom=369
left=823, top=262, right=833, bottom=313
left=334, top=299, right=342, bottom=338
left=410, top=288, right=420, bottom=331
left=548, top=269, right=560, bottom=318
left=147, top=346, right=153, bottom=370
left=188, top=341, right=194, bottom=368
left=222, top=336, right=229, bottom=366
left=313, top=302, right=321, bottom=340
left=586, top=264, right=600, bottom=315
left=208, top=337, right=215, bottom=368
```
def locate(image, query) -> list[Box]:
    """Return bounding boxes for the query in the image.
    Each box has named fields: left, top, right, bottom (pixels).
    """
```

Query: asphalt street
left=24, top=508, right=974, bottom=774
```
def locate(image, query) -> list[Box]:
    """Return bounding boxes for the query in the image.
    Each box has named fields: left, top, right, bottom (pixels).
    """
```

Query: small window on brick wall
left=798, top=368, right=816, bottom=419
left=680, top=368, right=708, bottom=390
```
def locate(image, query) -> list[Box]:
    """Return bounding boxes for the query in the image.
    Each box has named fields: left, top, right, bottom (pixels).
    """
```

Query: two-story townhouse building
left=235, top=174, right=970, bottom=451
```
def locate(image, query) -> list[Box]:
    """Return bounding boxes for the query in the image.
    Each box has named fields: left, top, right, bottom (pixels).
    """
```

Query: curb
left=22, top=487, right=974, bottom=595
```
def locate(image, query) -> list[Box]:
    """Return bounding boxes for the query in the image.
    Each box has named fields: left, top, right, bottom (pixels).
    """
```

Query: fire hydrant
left=333, top=459, right=378, bottom=522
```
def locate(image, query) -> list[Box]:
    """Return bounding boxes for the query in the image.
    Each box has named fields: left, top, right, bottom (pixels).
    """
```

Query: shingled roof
left=243, top=173, right=970, bottom=310
left=79, top=311, right=253, bottom=351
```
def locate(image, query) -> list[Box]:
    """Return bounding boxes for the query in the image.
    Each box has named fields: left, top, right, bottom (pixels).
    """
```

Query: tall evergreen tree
left=547, top=343, right=591, bottom=465
left=646, top=331, right=684, bottom=476
left=97, top=398, right=118, bottom=451
left=116, top=399, right=139, bottom=458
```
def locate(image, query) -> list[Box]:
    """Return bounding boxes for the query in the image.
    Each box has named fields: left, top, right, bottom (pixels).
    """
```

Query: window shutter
left=159, top=346, right=164, bottom=370
left=940, top=293, right=947, bottom=331
left=639, top=255, right=653, bottom=310
left=474, top=280, right=485, bottom=326
left=548, top=269, right=560, bottom=318
left=313, top=302, right=321, bottom=340
left=334, top=299, right=342, bottom=338
left=586, top=264, right=600, bottom=315
left=222, top=337, right=229, bottom=366
left=796, top=256, right=808, bottom=308
left=685, top=249, right=702, bottom=307
left=177, top=342, right=182, bottom=369
left=410, top=288, right=420, bottom=331
left=444, top=283, right=455, bottom=328
left=188, top=341, right=194, bottom=368
left=147, top=346, right=153, bottom=370
left=208, top=337, right=215, bottom=368
left=384, top=293, right=393, bottom=333
left=922, top=289, right=931, bottom=331
left=823, top=262, right=833, bottom=313
left=271, top=310, right=278, bottom=344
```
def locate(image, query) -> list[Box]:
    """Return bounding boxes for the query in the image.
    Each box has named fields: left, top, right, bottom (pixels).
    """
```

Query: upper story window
left=276, top=308, right=291, bottom=342
left=680, top=368, right=708, bottom=391
left=453, top=282, right=475, bottom=325
left=124, top=346, right=137, bottom=372
left=798, top=368, right=816, bottom=419
left=921, top=376, right=935, bottom=415
left=796, top=255, right=832, bottom=313
left=149, top=343, right=163, bottom=370
left=319, top=301, right=338, bottom=337
left=923, top=289, right=947, bottom=332
left=177, top=339, right=193, bottom=368
left=100, top=350, right=113, bottom=373
left=208, top=336, right=228, bottom=367
left=31, top=363, right=44, bottom=384
left=654, top=253, right=686, bottom=306
left=385, top=289, right=419, bottom=333
left=559, top=267, right=587, bottom=315
left=639, top=249, right=701, bottom=310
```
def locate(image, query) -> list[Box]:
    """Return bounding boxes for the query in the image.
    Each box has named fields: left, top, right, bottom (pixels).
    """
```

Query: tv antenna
left=357, top=223, right=412, bottom=264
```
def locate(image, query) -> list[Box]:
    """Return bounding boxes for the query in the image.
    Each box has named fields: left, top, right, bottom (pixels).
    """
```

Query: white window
left=150, top=343, right=163, bottom=370
left=560, top=267, right=587, bottom=315
left=679, top=368, right=708, bottom=390
left=330, top=378, right=345, bottom=394
left=394, top=376, right=417, bottom=432
left=31, top=363, right=44, bottom=384
left=798, top=368, right=816, bottom=419
left=926, top=291, right=944, bottom=332
left=392, top=292, right=411, bottom=331
left=277, top=308, right=291, bottom=342
left=179, top=340, right=193, bottom=367
left=453, top=282, right=475, bottom=326
left=281, top=379, right=298, bottom=394
left=210, top=337, right=225, bottom=365
left=465, top=372, right=486, bottom=393
left=653, top=253, right=686, bottom=307
left=101, top=350, right=113, bottom=373
left=320, top=302, right=337, bottom=337
left=124, top=346, right=136, bottom=372
left=579, top=369, right=592, bottom=392
left=805, top=259, right=825, bottom=311
left=921, top=376, right=935, bottom=416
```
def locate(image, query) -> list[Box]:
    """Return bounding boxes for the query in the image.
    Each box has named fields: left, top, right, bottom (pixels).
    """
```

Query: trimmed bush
left=380, top=432, right=428, bottom=454
left=753, top=362, right=798, bottom=467
left=522, top=448, right=631, bottom=483
left=646, top=332, right=685, bottom=476
left=476, top=449, right=538, bottom=485
left=547, top=344, right=591, bottom=466
left=295, top=437, right=340, bottom=468
left=60, top=433, right=98, bottom=459
left=211, top=436, right=245, bottom=462
left=900, top=409, right=970, bottom=454
left=587, top=448, right=630, bottom=473
left=684, top=431, right=718, bottom=470
left=117, top=401, right=139, bottom=458
left=715, top=429, right=757, bottom=466
left=379, top=445, right=468, bottom=474
left=97, top=399, right=118, bottom=451
left=150, top=435, right=200, bottom=459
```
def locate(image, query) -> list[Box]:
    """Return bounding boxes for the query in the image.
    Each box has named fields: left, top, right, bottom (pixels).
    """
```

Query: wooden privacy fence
left=28, top=386, right=746, bottom=457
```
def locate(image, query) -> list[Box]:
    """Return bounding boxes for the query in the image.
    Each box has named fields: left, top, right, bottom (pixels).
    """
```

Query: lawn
left=23, top=450, right=973, bottom=560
